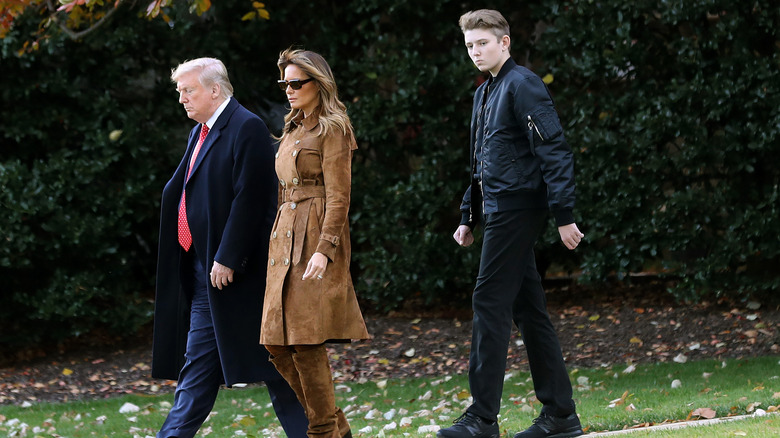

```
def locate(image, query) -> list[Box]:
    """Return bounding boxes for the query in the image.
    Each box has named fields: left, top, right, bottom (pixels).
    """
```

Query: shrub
left=0, top=9, right=185, bottom=347
left=534, top=0, right=780, bottom=300
left=1, top=0, right=778, bottom=349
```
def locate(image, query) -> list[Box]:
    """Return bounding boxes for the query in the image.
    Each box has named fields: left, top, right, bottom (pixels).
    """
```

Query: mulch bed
left=1, top=281, right=778, bottom=405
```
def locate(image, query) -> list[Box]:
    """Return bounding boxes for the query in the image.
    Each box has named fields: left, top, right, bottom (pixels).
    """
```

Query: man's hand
left=558, top=223, right=584, bottom=250
left=453, top=225, right=474, bottom=247
left=302, top=252, right=328, bottom=281
left=210, top=261, right=235, bottom=290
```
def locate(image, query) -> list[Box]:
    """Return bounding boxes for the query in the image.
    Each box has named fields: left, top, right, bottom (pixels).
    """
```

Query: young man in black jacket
left=438, top=9, right=585, bottom=438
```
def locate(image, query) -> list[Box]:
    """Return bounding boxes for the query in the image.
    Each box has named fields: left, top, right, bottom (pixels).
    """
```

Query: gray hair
left=171, top=58, right=234, bottom=99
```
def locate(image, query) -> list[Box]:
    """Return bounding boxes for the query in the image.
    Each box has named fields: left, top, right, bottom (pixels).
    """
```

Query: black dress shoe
left=437, top=411, right=499, bottom=438
left=513, top=412, right=583, bottom=438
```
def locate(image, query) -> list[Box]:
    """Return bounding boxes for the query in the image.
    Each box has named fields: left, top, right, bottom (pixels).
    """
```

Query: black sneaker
left=513, top=413, right=583, bottom=438
left=437, top=412, right=499, bottom=438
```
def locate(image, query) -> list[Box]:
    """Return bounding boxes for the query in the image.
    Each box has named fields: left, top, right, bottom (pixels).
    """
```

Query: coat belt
left=283, top=185, right=325, bottom=203
left=282, top=185, right=326, bottom=265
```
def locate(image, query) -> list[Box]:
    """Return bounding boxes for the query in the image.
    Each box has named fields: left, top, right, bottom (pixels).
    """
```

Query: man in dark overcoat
left=151, top=57, right=307, bottom=438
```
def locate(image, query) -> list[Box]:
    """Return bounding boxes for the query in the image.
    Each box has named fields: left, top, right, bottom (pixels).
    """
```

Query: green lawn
left=1, top=356, right=778, bottom=437
left=590, top=415, right=780, bottom=437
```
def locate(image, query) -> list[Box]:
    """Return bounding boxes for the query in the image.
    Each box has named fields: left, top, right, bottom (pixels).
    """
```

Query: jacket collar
left=185, top=98, right=240, bottom=183
left=489, top=57, right=517, bottom=84
left=210, top=97, right=238, bottom=133
left=292, top=108, right=321, bottom=132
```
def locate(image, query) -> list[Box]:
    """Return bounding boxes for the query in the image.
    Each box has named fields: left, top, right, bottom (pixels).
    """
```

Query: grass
left=0, top=356, right=778, bottom=437
left=593, top=415, right=780, bottom=436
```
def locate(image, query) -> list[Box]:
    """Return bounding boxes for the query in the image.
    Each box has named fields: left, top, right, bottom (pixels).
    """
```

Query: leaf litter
left=1, top=282, right=778, bottom=436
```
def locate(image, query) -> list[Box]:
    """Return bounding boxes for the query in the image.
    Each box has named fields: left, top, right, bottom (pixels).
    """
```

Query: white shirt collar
left=204, top=96, right=231, bottom=130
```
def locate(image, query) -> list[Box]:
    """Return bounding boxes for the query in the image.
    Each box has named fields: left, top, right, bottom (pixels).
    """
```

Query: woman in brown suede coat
left=261, top=48, right=369, bottom=438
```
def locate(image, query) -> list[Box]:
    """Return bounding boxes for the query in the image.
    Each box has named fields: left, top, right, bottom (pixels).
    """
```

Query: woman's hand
left=302, top=252, right=328, bottom=281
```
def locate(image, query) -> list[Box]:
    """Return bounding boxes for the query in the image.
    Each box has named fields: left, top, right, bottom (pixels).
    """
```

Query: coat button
left=295, top=140, right=300, bottom=145
left=280, top=179, right=286, bottom=187
left=290, top=202, right=297, bottom=210
left=272, top=232, right=277, bottom=238
left=270, top=259, right=275, bottom=266
left=286, top=230, right=291, bottom=238
left=284, top=258, right=289, bottom=266
left=292, top=149, right=298, bottom=157
left=292, top=177, right=299, bottom=185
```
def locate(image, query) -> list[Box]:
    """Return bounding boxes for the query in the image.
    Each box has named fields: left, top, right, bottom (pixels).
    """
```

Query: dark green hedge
left=1, top=0, right=778, bottom=348
left=0, top=8, right=185, bottom=346
left=533, top=0, right=780, bottom=299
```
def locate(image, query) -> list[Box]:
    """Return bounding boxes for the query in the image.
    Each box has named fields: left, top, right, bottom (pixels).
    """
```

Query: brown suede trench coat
left=261, top=112, right=369, bottom=346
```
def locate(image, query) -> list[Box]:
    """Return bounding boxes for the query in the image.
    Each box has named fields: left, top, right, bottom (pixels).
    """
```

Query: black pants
left=467, top=209, right=575, bottom=422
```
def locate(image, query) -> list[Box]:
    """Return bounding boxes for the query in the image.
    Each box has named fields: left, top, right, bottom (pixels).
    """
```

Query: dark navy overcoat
left=151, top=98, right=279, bottom=386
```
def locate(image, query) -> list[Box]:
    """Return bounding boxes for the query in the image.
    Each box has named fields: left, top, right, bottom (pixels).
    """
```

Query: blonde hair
left=171, top=57, right=234, bottom=99
left=459, top=9, right=510, bottom=42
left=277, top=48, right=353, bottom=139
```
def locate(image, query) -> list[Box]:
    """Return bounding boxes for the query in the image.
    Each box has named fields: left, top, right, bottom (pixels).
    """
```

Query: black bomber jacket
left=460, top=58, right=576, bottom=228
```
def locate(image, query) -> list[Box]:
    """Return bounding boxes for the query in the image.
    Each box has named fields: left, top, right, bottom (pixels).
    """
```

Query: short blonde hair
left=459, top=9, right=510, bottom=42
left=171, top=57, right=234, bottom=99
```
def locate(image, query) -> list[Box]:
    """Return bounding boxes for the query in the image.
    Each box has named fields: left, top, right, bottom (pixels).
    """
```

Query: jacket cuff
left=553, top=208, right=575, bottom=227
left=214, top=254, right=244, bottom=274
left=460, top=211, right=472, bottom=227
left=316, top=240, right=337, bottom=261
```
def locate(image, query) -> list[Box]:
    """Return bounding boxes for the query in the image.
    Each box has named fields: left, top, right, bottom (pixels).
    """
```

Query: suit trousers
left=157, top=252, right=308, bottom=438
left=466, top=209, right=575, bottom=422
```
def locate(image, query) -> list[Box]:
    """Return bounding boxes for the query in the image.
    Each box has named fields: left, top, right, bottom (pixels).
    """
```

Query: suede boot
left=335, top=408, right=351, bottom=438
left=269, top=351, right=306, bottom=408
left=292, top=345, right=351, bottom=438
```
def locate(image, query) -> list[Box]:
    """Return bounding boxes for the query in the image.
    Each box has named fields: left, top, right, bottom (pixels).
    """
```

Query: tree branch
left=45, top=0, right=127, bottom=41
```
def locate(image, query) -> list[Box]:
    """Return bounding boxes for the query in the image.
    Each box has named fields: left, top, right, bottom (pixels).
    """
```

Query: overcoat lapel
left=187, top=99, right=239, bottom=184
left=187, top=129, right=220, bottom=183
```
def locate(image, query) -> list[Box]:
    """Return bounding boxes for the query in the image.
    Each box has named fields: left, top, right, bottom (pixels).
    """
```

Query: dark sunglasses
left=277, top=78, right=314, bottom=91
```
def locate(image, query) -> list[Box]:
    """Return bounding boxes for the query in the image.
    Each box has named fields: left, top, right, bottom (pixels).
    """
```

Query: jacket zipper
left=527, top=115, right=545, bottom=141
left=480, top=85, right=489, bottom=216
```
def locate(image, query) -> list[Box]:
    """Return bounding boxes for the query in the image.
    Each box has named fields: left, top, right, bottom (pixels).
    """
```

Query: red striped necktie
left=177, top=124, right=210, bottom=251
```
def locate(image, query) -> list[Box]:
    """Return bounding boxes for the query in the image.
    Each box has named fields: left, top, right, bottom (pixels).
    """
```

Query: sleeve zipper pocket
left=527, top=115, right=545, bottom=141
left=527, top=115, right=543, bottom=156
